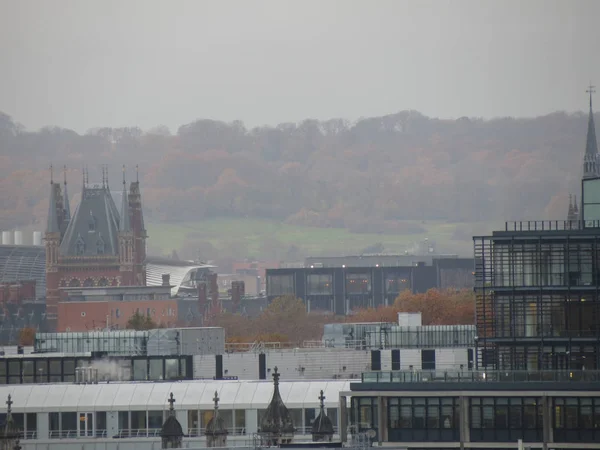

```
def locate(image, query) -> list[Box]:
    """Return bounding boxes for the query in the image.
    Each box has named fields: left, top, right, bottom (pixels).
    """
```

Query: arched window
left=83, top=278, right=94, bottom=287
left=98, top=278, right=109, bottom=287
left=68, top=278, right=81, bottom=288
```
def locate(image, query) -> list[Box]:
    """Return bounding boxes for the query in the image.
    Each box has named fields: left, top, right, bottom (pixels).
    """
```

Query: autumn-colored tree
left=213, top=296, right=338, bottom=344
left=393, top=288, right=474, bottom=325
left=19, top=327, right=36, bottom=346
left=348, top=288, right=474, bottom=326
left=126, top=311, right=159, bottom=330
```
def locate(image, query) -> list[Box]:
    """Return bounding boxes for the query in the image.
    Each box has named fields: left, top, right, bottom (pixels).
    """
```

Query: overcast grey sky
left=1, top=0, right=599, bottom=133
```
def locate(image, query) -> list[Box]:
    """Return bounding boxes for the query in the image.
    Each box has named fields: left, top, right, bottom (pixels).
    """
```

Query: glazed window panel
left=267, top=275, right=294, bottom=297
left=346, top=273, right=371, bottom=294
left=148, top=411, right=163, bottom=430
left=307, top=274, right=333, bottom=295
left=385, top=272, right=411, bottom=293
left=235, top=409, right=246, bottom=433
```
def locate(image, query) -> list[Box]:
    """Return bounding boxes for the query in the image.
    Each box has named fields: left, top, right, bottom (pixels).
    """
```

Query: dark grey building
left=266, top=258, right=474, bottom=315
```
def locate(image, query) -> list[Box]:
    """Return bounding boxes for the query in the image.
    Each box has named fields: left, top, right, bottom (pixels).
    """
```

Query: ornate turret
left=118, top=166, right=135, bottom=285
left=160, top=393, right=183, bottom=449
left=205, top=391, right=227, bottom=447
left=129, top=165, right=147, bottom=285
left=312, top=390, right=334, bottom=442
left=583, top=84, right=599, bottom=179
left=44, top=166, right=63, bottom=327
left=260, top=367, right=295, bottom=445
left=62, top=165, right=71, bottom=226
left=0, top=395, right=21, bottom=450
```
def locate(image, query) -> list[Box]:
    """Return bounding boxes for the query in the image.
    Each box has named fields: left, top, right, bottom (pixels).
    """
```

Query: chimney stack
left=162, top=274, right=171, bottom=287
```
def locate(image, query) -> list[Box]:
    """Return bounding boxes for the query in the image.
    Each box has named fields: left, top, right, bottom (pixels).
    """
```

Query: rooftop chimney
left=162, top=274, right=171, bottom=287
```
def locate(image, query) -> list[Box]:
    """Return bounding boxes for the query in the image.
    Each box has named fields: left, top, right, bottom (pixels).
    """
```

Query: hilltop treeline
left=0, top=109, right=588, bottom=234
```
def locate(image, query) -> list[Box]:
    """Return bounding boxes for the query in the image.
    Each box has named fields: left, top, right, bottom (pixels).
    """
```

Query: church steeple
left=63, top=165, right=71, bottom=223
left=120, top=166, right=131, bottom=232
left=583, top=84, right=599, bottom=179
left=46, top=166, right=60, bottom=234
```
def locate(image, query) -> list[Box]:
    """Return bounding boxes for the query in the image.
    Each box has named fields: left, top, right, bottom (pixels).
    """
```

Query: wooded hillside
left=0, top=109, right=587, bottom=240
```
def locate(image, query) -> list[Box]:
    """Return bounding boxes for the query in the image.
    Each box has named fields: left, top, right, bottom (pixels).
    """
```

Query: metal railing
left=361, top=369, right=600, bottom=383
left=114, top=428, right=161, bottom=438
left=49, top=429, right=108, bottom=439
left=504, top=220, right=600, bottom=232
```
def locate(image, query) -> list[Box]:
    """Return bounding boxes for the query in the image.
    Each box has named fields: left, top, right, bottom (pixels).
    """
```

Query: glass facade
left=470, top=397, right=542, bottom=442
left=307, top=274, right=333, bottom=295
left=474, top=233, right=600, bottom=370
left=388, top=397, right=459, bottom=442
left=553, top=397, right=600, bottom=442
left=35, top=331, right=150, bottom=356
left=266, top=274, right=294, bottom=297
left=0, top=355, right=192, bottom=384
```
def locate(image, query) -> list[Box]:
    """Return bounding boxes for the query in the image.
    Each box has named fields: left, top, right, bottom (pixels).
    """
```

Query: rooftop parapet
left=360, top=369, right=600, bottom=384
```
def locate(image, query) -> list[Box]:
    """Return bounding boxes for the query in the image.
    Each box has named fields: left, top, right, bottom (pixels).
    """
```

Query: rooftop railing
left=504, top=220, right=600, bottom=232
left=361, top=369, right=600, bottom=383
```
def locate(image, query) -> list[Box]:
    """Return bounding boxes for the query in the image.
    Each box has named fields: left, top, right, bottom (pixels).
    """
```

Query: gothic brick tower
left=44, top=166, right=147, bottom=331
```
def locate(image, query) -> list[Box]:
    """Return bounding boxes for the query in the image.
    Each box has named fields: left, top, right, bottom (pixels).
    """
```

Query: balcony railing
left=504, top=220, right=600, bottom=232
left=361, top=370, right=600, bottom=383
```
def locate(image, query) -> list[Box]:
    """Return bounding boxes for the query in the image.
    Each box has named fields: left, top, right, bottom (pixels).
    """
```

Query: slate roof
left=0, top=245, right=46, bottom=298
left=59, top=186, right=121, bottom=257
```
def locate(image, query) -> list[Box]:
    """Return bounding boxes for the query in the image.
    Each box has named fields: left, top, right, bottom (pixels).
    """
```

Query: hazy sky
left=1, top=0, right=599, bottom=133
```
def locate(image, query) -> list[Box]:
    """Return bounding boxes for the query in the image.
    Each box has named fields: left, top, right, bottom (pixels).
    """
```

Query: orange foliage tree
left=350, top=288, right=474, bottom=326
left=213, top=295, right=337, bottom=344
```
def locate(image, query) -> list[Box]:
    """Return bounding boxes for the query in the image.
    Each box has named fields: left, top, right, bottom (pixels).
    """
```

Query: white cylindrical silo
left=1, top=231, right=12, bottom=245
left=13, top=230, right=23, bottom=245
left=33, top=231, right=42, bottom=246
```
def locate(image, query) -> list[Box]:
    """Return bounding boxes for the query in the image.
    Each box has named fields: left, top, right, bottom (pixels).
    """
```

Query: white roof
left=0, top=380, right=350, bottom=413
left=147, top=262, right=213, bottom=296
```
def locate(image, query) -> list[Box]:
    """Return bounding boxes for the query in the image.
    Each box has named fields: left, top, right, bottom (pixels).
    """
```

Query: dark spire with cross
left=583, top=82, right=599, bottom=178
left=587, top=82, right=596, bottom=110
left=272, top=366, right=280, bottom=387
left=318, top=390, right=326, bottom=409
left=6, top=394, right=13, bottom=415
left=168, top=392, right=175, bottom=411
left=63, top=165, right=71, bottom=221
left=213, top=391, right=220, bottom=411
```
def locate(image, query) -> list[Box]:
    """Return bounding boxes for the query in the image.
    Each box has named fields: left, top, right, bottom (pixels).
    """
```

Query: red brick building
left=57, top=286, right=179, bottom=331
left=45, top=167, right=147, bottom=330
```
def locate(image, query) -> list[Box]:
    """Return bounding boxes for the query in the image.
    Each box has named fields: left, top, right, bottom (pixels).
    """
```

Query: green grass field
left=146, top=218, right=495, bottom=258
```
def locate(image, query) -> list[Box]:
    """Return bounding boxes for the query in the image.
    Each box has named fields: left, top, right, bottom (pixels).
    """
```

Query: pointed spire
left=213, top=391, right=219, bottom=412
left=574, top=194, right=579, bottom=213
left=584, top=83, right=599, bottom=178
left=105, top=165, right=110, bottom=190
left=120, top=165, right=131, bottom=232
left=63, top=165, right=71, bottom=221
left=46, top=167, right=60, bottom=233
left=168, top=392, right=175, bottom=413
left=136, top=164, right=139, bottom=182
